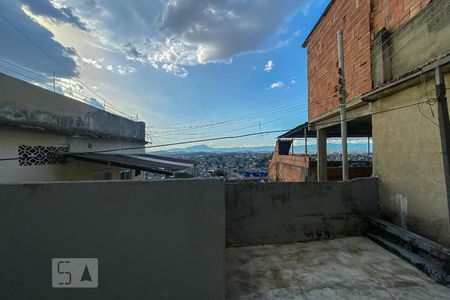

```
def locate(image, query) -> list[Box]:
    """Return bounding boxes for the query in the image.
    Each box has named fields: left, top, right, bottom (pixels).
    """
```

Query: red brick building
left=305, top=0, right=372, bottom=120
left=270, top=0, right=438, bottom=183
left=270, top=0, right=450, bottom=247
left=305, top=0, right=431, bottom=121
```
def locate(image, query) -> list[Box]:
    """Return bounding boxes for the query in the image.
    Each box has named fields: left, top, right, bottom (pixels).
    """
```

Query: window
left=120, top=170, right=132, bottom=180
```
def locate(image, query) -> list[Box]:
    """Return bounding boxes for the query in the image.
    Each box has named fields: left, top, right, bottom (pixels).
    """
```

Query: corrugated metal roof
left=65, top=153, right=196, bottom=175
left=278, top=119, right=372, bottom=139
left=278, top=122, right=316, bottom=139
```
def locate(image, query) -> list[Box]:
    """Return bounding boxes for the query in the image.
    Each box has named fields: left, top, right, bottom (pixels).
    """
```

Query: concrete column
left=317, top=128, right=327, bottom=182
left=372, top=28, right=392, bottom=87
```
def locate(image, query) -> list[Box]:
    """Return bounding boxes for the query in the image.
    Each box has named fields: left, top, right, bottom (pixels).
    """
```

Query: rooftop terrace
left=226, top=237, right=450, bottom=299
left=0, top=178, right=449, bottom=299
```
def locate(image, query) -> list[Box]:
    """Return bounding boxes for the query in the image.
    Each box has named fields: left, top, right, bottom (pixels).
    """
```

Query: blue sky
left=0, top=0, right=329, bottom=148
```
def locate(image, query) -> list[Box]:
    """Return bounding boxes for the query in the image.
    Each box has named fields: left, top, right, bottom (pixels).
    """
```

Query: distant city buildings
left=166, top=152, right=271, bottom=180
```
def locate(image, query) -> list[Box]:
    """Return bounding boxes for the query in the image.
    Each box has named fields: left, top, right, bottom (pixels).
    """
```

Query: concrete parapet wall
left=0, top=73, right=146, bottom=142
left=225, top=178, right=380, bottom=246
left=0, top=179, right=225, bottom=300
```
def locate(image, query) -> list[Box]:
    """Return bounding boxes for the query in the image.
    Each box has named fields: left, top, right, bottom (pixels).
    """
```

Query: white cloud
left=66, top=0, right=309, bottom=77
left=80, top=57, right=104, bottom=69
left=264, top=60, right=274, bottom=72
left=3, top=0, right=311, bottom=78
left=117, top=65, right=136, bottom=76
left=77, top=56, right=135, bottom=76
left=162, top=63, right=188, bottom=78
left=270, top=81, right=284, bottom=89
left=0, top=0, right=78, bottom=78
left=293, top=29, right=302, bottom=36
left=291, top=79, right=297, bottom=84
left=157, top=0, right=308, bottom=65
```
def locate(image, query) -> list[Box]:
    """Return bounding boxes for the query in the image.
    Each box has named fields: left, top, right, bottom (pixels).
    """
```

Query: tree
left=213, top=169, right=226, bottom=177
left=174, top=172, right=193, bottom=178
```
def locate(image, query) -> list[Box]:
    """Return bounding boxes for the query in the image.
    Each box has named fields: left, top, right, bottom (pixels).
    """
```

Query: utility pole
left=435, top=65, right=450, bottom=217
left=337, top=29, right=348, bottom=181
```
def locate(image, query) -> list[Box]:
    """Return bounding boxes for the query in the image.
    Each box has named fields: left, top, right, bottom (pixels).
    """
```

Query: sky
left=0, top=0, right=330, bottom=149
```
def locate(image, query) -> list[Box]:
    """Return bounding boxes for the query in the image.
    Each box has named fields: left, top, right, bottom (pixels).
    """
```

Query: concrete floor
left=226, top=237, right=450, bottom=299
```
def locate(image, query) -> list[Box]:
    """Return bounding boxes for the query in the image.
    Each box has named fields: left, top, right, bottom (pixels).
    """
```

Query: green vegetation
left=174, top=172, right=194, bottom=179
left=213, top=169, right=226, bottom=177
left=256, top=154, right=271, bottom=168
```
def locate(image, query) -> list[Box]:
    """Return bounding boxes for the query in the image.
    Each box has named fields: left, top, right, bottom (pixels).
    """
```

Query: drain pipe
left=337, top=29, right=349, bottom=181
left=435, top=66, right=450, bottom=217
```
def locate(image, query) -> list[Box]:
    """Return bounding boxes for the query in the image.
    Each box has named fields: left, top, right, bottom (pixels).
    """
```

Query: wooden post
left=435, top=66, right=450, bottom=218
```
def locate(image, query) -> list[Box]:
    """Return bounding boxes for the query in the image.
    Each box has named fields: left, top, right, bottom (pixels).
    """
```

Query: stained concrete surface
left=0, top=179, right=225, bottom=300
left=226, top=178, right=380, bottom=246
left=226, top=237, right=450, bottom=299
left=0, top=72, right=145, bottom=142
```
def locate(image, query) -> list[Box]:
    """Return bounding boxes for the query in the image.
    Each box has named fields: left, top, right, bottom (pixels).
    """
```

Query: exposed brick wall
left=268, top=151, right=311, bottom=182
left=268, top=152, right=372, bottom=182
left=372, top=0, right=432, bottom=35
left=307, top=0, right=372, bottom=120
left=306, top=0, right=431, bottom=120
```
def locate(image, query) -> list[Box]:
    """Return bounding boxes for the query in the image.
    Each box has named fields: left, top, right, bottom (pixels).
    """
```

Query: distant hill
left=152, top=142, right=371, bottom=154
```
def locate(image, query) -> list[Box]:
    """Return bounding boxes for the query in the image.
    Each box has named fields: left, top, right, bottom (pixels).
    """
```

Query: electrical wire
left=149, top=102, right=309, bottom=135
left=418, top=72, right=439, bottom=127
left=0, top=13, right=134, bottom=120
left=0, top=98, right=440, bottom=162
left=153, top=109, right=307, bottom=138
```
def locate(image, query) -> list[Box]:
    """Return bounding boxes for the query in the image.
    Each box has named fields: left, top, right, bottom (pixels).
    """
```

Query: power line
left=152, top=109, right=308, bottom=138
left=0, top=98, right=438, bottom=162
left=0, top=13, right=134, bottom=120
left=0, top=63, right=133, bottom=118
left=149, top=102, right=309, bottom=134
left=315, top=99, right=436, bottom=129
left=0, top=58, right=49, bottom=80
left=152, top=96, right=302, bottom=129
left=381, top=9, right=443, bottom=64
left=370, top=0, right=432, bottom=54
left=148, top=99, right=309, bottom=131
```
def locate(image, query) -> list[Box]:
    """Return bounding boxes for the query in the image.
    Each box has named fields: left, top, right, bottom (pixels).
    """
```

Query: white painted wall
left=0, top=129, right=145, bottom=183
left=372, top=73, right=450, bottom=247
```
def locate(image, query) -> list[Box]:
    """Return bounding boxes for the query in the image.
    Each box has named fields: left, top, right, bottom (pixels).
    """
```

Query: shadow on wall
left=225, top=177, right=380, bottom=246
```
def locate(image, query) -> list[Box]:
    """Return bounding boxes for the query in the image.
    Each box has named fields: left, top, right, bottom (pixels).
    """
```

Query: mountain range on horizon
left=151, top=143, right=371, bottom=154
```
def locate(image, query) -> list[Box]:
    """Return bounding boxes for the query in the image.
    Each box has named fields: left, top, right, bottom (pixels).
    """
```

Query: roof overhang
left=278, top=118, right=372, bottom=139
left=64, top=153, right=196, bottom=176
left=278, top=122, right=316, bottom=139
left=362, top=54, right=450, bottom=102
